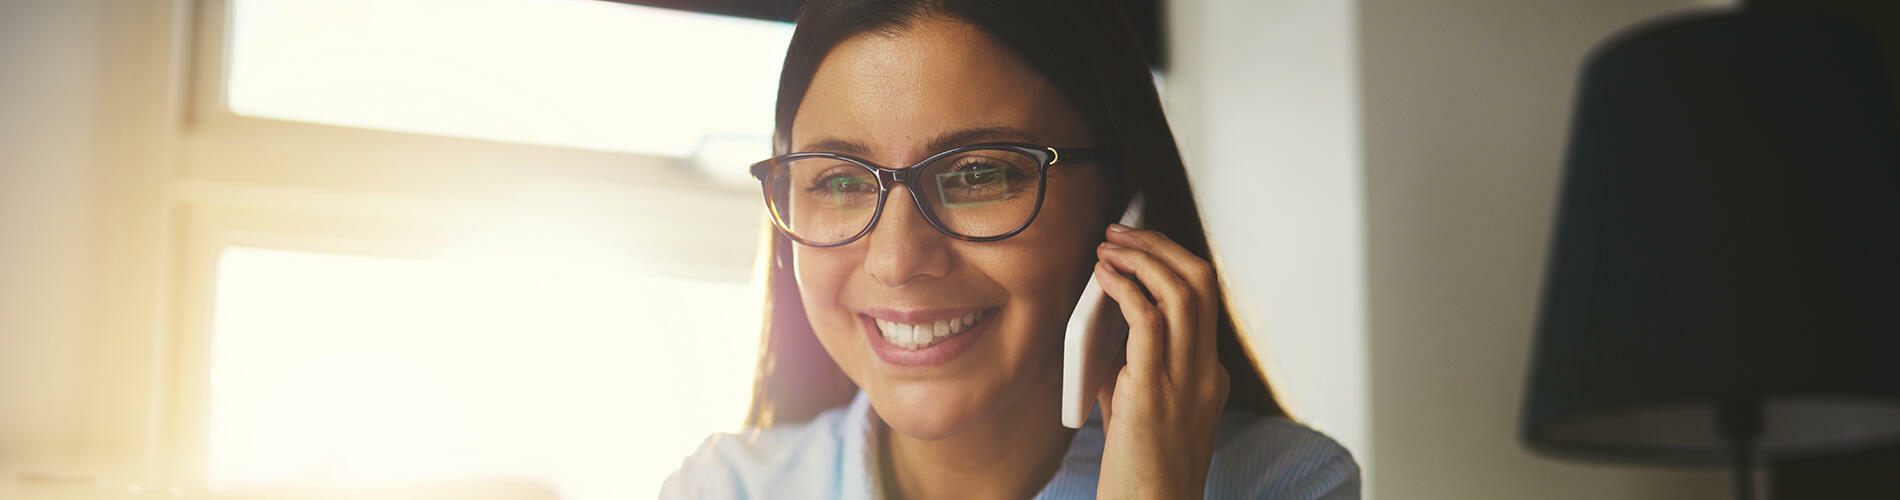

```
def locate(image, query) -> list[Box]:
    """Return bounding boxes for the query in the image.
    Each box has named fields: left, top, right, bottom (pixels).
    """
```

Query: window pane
left=226, top=0, right=790, bottom=158
left=206, top=246, right=762, bottom=499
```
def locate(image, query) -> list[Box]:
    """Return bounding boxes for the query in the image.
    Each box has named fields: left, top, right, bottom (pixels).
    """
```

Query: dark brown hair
left=744, top=0, right=1286, bottom=428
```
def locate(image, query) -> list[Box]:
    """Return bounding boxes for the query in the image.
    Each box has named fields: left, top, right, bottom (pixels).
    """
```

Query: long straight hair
left=744, top=0, right=1286, bottom=428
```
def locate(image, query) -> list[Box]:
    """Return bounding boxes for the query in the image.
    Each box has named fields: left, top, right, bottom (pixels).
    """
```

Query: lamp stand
left=1719, top=399, right=1764, bottom=500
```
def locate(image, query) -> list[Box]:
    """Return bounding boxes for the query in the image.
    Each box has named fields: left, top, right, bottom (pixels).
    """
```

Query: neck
left=878, top=375, right=1076, bottom=500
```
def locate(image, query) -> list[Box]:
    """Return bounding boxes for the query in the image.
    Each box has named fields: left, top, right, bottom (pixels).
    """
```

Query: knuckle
left=1191, top=262, right=1218, bottom=287
left=1162, top=287, right=1198, bottom=320
left=1162, top=274, right=1194, bottom=301
left=1165, top=293, right=1195, bottom=320
left=1134, top=231, right=1172, bottom=250
left=1208, top=367, right=1232, bottom=399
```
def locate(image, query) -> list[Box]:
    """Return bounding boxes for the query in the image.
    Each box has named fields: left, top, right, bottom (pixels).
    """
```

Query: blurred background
left=2, top=0, right=1892, bottom=499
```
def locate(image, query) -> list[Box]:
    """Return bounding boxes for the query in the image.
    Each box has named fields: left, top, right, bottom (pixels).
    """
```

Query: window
left=226, top=0, right=791, bottom=160
left=168, top=0, right=785, bottom=497
left=205, top=246, right=763, bottom=498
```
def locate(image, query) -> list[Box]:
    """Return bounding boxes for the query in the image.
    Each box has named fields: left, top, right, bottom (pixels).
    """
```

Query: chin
left=872, top=379, right=996, bottom=440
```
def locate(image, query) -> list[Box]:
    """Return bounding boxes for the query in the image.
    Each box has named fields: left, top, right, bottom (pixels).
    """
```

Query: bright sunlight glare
left=226, top=0, right=791, bottom=158
left=206, top=246, right=763, bottom=499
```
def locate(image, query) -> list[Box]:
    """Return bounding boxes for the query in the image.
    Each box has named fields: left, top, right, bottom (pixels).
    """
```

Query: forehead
left=789, top=17, right=1088, bottom=164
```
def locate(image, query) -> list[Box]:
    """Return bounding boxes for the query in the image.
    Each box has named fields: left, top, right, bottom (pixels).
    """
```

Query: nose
left=863, top=184, right=952, bottom=288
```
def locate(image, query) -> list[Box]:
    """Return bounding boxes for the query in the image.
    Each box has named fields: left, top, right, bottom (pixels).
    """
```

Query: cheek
left=792, top=247, right=856, bottom=339
left=988, top=254, right=1077, bottom=356
left=790, top=249, right=843, bottom=321
left=1019, top=189, right=1110, bottom=292
left=977, top=227, right=1101, bottom=342
left=983, top=249, right=1078, bottom=306
left=790, top=245, right=851, bottom=300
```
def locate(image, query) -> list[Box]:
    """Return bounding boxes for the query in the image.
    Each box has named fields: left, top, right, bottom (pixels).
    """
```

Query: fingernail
left=1100, top=241, right=1121, bottom=249
left=1109, top=224, right=1132, bottom=232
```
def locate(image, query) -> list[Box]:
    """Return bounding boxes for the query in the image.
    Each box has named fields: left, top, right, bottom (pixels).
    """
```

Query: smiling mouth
left=871, top=309, right=988, bottom=350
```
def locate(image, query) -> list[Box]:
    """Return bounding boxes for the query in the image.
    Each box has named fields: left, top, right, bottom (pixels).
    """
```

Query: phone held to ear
left=1062, top=193, right=1145, bottom=429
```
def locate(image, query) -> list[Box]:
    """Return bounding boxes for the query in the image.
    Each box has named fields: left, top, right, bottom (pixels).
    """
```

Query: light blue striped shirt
left=661, top=391, right=1360, bottom=499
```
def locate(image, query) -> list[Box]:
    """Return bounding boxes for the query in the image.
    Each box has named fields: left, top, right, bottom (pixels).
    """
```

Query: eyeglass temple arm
left=749, top=160, right=771, bottom=181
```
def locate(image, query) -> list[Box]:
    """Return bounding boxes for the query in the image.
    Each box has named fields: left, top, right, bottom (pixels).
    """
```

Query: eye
left=932, top=156, right=1032, bottom=209
left=806, top=167, right=875, bottom=194
left=942, top=160, right=1016, bottom=189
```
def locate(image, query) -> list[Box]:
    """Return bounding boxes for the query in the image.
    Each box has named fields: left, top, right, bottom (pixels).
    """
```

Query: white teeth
left=874, top=310, right=987, bottom=350
left=909, top=324, right=925, bottom=345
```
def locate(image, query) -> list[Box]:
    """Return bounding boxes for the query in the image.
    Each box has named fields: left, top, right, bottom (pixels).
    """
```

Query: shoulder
left=1204, top=412, right=1362, bottom=499
left=659, top=405, right=857, bottom=500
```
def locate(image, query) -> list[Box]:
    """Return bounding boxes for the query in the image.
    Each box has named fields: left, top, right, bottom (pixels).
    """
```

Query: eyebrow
left=797, top=126, right=1042, bottom=160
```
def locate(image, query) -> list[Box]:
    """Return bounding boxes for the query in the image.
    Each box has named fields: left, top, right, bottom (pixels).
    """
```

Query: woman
left=664, top=0, right=1359, bottom=498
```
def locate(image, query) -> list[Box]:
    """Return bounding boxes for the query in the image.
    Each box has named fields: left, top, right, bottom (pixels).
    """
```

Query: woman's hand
left=1091, top=224, right=1230, bottom=500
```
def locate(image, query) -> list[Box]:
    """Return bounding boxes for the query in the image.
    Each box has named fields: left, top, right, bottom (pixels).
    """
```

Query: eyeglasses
left=749, top=142, right=1112, bottom=247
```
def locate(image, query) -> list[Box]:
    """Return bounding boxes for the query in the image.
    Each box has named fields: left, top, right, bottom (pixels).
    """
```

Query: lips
left=859, top=307, right=995, bottom=367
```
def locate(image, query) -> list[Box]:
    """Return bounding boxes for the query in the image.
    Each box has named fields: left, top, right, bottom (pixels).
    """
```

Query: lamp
left=1521, top=10, right=1900, bottom=500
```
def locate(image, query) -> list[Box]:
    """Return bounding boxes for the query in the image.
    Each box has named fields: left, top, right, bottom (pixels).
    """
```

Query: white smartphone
left=1062, top=193, right=1145, bottom=429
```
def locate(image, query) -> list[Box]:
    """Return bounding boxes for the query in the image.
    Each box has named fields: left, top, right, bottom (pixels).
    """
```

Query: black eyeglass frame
left=748, top=142, right=1113, bottom=247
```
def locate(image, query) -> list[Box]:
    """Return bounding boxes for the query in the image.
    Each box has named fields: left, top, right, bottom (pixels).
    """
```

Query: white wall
left=1165, top=0, right=1372, bottom=481
left=1, top=1, right=181, bottom=491
left=1, top=0, right=105, bottom=477
left=1170, top=0, right=1737, bottom=498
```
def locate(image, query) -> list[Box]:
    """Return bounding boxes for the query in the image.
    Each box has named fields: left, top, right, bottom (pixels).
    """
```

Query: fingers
left=1094, top=260, right=1163, bottom=378
left=1098, top=241, right=1201, bottom=379
left=1106, top=225, right=1219, bottom=318
left=1096, top=368, right=1118, bottom=426
left=1107, top=225, right=1220, bottom=311
left=1108, top=228, right=1220, bottom=360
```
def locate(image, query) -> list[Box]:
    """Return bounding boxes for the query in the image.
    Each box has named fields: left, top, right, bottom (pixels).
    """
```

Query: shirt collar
left=839, top=390, right=879, bottom=500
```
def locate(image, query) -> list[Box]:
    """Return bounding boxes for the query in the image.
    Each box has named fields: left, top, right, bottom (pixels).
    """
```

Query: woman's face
left=790, top=17, right=1107, bottom=438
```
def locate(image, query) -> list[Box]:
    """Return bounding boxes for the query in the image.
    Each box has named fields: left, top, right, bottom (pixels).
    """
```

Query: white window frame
left=154, top=0, right=770, bottom=490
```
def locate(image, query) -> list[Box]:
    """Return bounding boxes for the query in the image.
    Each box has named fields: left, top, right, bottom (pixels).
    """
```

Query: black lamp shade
left=1523, top=10, right=1900, bottom=466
